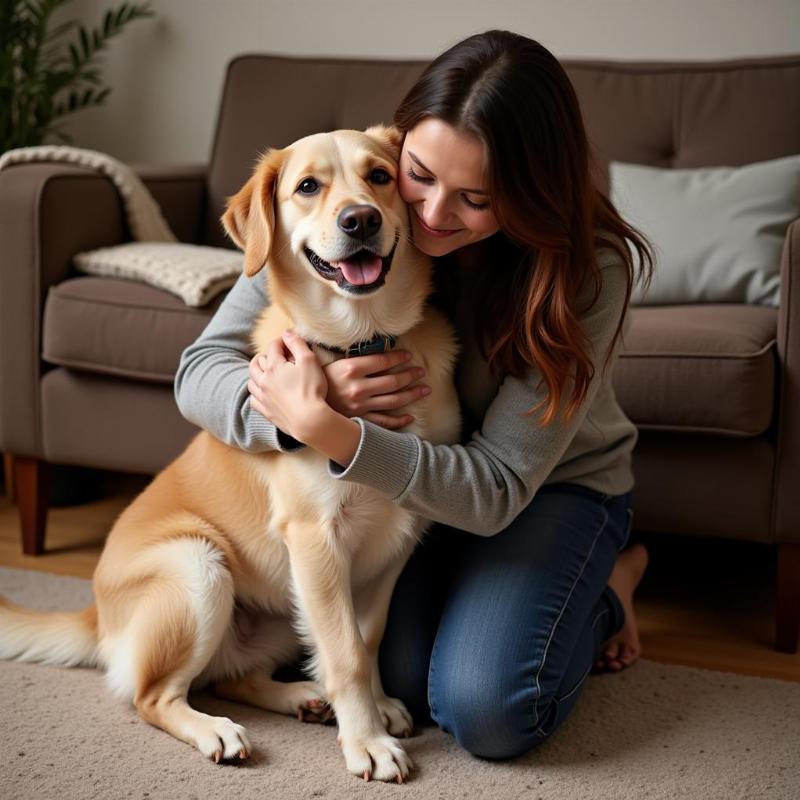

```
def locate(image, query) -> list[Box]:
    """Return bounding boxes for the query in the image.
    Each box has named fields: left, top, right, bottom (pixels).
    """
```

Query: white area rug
left=0, top=566, right=797, bottom=800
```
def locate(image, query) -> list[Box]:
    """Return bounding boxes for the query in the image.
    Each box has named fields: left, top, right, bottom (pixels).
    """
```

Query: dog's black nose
left=337, top=205, right=382, bottom=240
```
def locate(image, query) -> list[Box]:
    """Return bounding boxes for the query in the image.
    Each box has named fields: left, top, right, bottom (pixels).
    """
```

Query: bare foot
left=593, top=542, right=649, bottom=672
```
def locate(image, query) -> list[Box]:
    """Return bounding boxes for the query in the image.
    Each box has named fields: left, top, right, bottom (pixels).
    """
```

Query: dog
left=0, top=125, right=461, bottom=783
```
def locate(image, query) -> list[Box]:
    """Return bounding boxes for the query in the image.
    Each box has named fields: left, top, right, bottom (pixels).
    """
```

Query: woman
left=175, top=29, right=653, bottom=760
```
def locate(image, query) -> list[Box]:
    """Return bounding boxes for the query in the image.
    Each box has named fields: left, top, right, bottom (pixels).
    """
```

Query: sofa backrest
left=203, top=53, right=800, bottom=248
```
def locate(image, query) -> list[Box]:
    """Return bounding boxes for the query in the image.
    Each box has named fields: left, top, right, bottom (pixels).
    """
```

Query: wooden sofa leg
left=776, top=543, right=800, bottom=654
left=2, top=453, right=15, bottom=502
left=14, top=457, right=50, bottom=556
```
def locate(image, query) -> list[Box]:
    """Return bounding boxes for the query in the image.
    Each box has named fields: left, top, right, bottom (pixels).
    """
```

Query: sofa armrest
left=0, top=163, right=124, bottom=457
left=0, top=161, right=207, bottom=458
left=774, top=217, right=800, bottom=544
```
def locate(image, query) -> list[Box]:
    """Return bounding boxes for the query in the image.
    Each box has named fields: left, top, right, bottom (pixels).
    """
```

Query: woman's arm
left=314, top=258, right=633, bottom=536
left=174, top=271, right=306, bottom=453
left=176, top=268, right=432, bottom=454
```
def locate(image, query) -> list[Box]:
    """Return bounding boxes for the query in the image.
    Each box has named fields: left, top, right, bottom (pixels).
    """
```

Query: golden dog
left=0, top=125, right=461, bottom=783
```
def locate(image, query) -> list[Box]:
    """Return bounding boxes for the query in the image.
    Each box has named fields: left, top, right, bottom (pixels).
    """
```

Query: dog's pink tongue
left=335, top=255, right=383, bottom=285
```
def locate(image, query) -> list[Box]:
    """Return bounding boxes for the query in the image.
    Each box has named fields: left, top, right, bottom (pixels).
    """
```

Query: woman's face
left=398, top=117, right=500, bottom=257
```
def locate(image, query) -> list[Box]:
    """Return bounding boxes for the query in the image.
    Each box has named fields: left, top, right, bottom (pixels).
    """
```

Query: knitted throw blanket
left=0, top=145, right=177, bottom=241
left=0, top=146, right=243, bottom=306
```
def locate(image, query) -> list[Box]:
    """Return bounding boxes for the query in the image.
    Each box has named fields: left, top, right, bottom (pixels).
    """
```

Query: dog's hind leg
left=107, top=537, right=251, bottom=763
left=215, top=669, right=333, bottom=723
left=213, top=616, right=333, bottom=723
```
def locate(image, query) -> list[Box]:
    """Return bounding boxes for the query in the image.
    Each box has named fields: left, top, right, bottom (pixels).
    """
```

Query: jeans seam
left=530, top=504, right=609, bottom=730
left=532, top=598, right=612, bottom=736
left=591, top=607, right=611, bottom=633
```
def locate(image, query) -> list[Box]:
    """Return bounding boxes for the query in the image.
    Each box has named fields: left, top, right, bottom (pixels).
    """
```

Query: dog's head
left=221, top=125, right=431, bottom=344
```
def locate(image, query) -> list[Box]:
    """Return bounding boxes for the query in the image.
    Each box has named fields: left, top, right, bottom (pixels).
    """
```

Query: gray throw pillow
left=609, top=154, right=800, bottom=307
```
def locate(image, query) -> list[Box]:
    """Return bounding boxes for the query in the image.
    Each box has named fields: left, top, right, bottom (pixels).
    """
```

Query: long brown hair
left=394, top=30, right=654, bottom=427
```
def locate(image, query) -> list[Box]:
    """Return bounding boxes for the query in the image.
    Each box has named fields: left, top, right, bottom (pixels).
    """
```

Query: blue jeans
left=377, top=481, right=634, bottom=760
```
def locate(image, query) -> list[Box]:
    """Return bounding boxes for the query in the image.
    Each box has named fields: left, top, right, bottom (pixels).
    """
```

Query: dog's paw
left=338, top=731, right=414, bottom=783
left=194, top=715, right=251, bottom=763
left=284, top=680, right=334, bottom=724
left=375, top=694, right=414, bottom=737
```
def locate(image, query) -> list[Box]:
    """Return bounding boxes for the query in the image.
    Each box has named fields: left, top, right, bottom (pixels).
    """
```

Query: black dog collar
left=315, top=333, right=398, bottom=358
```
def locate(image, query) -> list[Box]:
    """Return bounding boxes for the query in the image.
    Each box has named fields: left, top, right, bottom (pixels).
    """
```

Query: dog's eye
left=369, top=168, right=392, bottom=185
left=297, top=178, right=320, bottom=195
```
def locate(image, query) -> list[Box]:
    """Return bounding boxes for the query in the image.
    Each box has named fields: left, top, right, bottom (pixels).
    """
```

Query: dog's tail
left=0, top=594, right=99, bottom=668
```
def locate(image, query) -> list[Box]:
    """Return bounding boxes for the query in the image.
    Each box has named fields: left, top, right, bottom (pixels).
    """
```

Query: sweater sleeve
left=327, top=257, right=630, bottom=535
left=173, top=271, right=306, bottom=453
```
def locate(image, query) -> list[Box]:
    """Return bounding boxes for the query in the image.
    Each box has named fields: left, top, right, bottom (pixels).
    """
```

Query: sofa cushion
left=42, top=276, right=223, bottom=383
left=614, top=304, right=777, bottom=436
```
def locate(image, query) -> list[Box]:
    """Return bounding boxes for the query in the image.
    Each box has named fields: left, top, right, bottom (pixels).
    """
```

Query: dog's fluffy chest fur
left=248, top=448, right=420, bottom=586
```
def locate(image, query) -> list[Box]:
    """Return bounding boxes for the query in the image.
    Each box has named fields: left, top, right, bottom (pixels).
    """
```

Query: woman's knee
left=429, top=666, right=565, bottom=759
left=436, top=699, right=559, bottom=759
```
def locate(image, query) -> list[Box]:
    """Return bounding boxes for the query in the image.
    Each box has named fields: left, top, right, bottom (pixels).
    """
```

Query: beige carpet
left=1, top=566, right=798, bottom=800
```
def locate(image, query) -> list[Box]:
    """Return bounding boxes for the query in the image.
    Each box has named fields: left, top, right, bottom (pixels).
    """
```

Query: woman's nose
left=424, top=188, right=452, bottom=228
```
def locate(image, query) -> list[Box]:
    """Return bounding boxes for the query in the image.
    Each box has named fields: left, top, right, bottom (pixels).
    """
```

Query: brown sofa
left=1, top=53, right=798, bottom=653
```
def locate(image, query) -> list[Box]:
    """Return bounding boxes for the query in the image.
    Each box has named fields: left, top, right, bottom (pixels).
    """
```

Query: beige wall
left=56, top=0, right=800, bottom=164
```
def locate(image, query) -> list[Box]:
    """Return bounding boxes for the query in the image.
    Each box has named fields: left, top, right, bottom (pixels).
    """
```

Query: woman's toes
left=617, top=641, right=638, bottom=666
left=625, top=642, right=641, bottom=663
left=604, top=642, right=620, bottom=661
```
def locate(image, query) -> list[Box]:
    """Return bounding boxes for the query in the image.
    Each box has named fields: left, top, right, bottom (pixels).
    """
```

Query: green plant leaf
left=80, top=69, right=102, bottom=86
left=79, top=26, right=90, bottom=59
left=3, top=0, right=156, bottom=147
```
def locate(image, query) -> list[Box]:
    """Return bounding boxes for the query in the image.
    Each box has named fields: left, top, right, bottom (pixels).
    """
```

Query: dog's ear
left=221, top=148, right=286, bottom=277
left=364, top=124, right=404, bottom=162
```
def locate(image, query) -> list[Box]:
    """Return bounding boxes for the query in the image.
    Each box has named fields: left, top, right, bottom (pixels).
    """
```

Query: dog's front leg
left=284, top=522, right=414, bottom=783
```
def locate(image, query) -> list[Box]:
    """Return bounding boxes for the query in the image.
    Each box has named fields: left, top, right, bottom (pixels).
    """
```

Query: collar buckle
left=323, top=333, right=398, bottom=358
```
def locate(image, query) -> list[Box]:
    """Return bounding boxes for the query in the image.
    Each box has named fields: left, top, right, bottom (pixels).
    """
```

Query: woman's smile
left=413, top=211, right=463, bottom=238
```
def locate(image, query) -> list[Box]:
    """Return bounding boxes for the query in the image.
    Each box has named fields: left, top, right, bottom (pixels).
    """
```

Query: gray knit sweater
left=174, top=248, right=638, bottom=536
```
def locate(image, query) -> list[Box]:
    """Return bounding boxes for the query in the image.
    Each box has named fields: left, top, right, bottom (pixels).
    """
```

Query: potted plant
left=0, top=0, right=155, bottom=152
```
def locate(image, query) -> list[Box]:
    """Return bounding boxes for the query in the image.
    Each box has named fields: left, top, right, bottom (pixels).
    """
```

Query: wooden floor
left=1, top=466, right=799, bottom=683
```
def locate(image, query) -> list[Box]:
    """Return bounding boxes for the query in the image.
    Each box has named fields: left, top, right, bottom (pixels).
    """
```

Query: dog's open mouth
left=304, top=243, right=397, bottom=293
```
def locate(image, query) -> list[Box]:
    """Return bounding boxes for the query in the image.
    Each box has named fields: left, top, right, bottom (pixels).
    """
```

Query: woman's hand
left=323, top=350, right=431, bottom=430
left=248, top=330, right=329, bottom=443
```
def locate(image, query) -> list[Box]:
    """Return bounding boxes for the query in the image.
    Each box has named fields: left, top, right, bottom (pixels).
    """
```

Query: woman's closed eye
left=405, top=167, right=490, bottom=211
left=461, top=195, right=490, bottom=211
left=406, top=166, right=433, bottom=184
